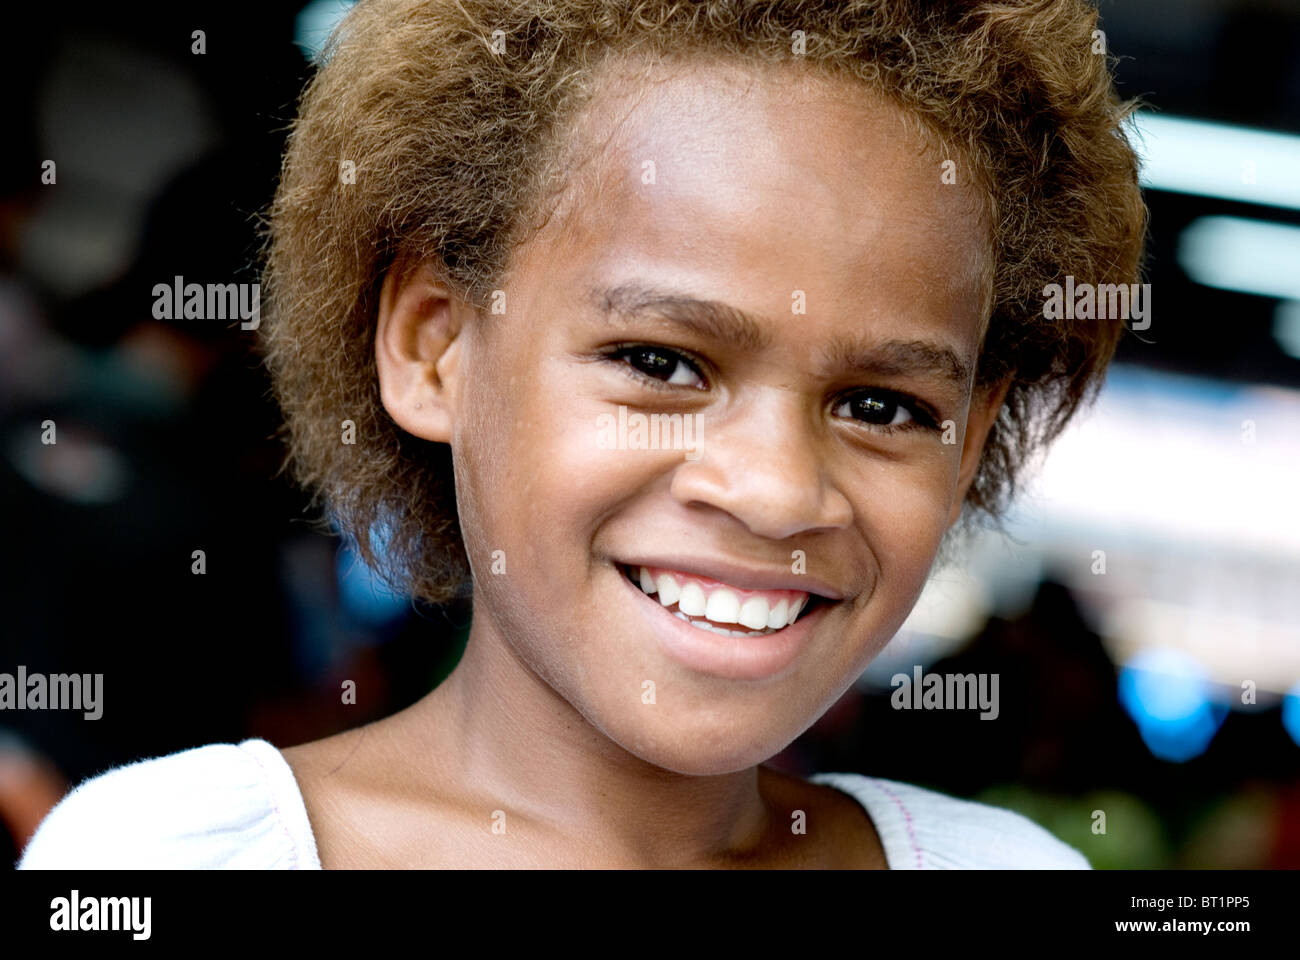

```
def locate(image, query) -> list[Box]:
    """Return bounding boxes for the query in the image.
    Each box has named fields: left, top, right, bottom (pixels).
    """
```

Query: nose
left=667, top=392, right=853, bottom=541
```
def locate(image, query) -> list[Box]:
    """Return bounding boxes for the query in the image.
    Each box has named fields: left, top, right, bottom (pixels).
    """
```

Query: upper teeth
left=634, top=566, right=808, bottom=630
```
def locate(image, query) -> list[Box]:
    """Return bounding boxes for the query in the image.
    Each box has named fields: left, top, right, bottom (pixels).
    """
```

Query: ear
left=374, top=258, right=472, bottom=444
left=946, top=377, right=1012, bottom=529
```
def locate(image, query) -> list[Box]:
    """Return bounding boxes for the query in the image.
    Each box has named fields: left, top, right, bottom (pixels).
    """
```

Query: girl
left=20, top=0, right=1145, bottom=869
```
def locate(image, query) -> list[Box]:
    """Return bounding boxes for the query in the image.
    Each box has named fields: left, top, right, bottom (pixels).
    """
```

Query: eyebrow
left=588, top=281, right=974, bottom=389
left=591, top=282, right=771, bottom=351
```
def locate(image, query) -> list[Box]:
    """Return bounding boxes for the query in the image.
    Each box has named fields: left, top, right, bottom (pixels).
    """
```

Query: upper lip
left=616, top=554, right=847, bottom=601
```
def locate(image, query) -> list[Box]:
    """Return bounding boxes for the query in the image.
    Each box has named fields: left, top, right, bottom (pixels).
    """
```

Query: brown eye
left=614, top=346, right=705, bottom=388
left=841, top=393, right=906, bottom=425
left=833, top=390, right=929, bottom=430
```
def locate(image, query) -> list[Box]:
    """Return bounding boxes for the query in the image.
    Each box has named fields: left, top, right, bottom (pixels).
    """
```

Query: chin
left=595, top=704, right=801, bottom=777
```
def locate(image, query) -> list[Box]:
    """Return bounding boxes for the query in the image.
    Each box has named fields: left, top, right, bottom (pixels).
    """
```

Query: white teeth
left=630, top=564, right=816, bottom=635
left=692, top=620, right=761, bottom=638
left=766, top=598, right=788, bottom=629
left=678, top=582, right=707, bottom=617
left=704, top=588, right=742, bottom=624
left=665, top=597, right=780, bottom=636
left=739, top=596, right=770, bottom=630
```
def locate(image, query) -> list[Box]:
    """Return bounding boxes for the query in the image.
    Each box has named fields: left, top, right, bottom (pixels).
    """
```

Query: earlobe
left=374, top=259, right=467, bottom=444
left=946, top=378, right=1011, bottom=529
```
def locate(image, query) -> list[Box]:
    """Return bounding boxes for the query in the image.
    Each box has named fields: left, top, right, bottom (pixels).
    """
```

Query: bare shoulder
left=280, top=723, right=398, bottom=868
left=758, top=764, right=887, bottom=869
left=280, top=724, right=375, bottom=782
left=278, top=710, right=477, bottom=868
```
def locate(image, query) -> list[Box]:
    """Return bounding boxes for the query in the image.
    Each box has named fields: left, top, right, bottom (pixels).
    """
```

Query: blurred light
left=1178, top=216, right=1300, bottom=301
left=1131, top=113, right=1300, bottom=211
left=1284, top=682, right=1300, bottom=748
left=295, top=0, right=356, bottom=61
left=335, top=521, right=408, bottom=629
left=1273, top=301, right=1300, bottom=360
left=6, top=427, right=130, bottom=505
left=896, top=364, right=1300, bottom=695
left=1118, top=648, right=1226, bottom=763
left=1102, top=597, right=1300, bottom=697
left=860, top=570, right=993, bottom=689
left=1123, top=649, right=1207, bottom=722
left=1025, top=364, right=1300, bottom=556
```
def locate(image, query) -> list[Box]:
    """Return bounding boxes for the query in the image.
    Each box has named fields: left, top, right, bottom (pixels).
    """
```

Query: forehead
left=522, top=56, right=992, bottom=345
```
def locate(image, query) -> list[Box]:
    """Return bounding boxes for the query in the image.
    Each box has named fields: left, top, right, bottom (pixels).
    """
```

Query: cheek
left=852, top=453, right=957, bottom=587
left=453, top=355, right=640, bottom=577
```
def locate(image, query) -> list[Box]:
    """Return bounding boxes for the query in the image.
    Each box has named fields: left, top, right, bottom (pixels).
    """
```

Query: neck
left=398, top=613, right=786, bottom=868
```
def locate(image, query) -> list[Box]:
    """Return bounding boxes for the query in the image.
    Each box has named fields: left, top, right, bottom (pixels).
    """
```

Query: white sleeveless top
left=16, top=738, right=1089, bottom=869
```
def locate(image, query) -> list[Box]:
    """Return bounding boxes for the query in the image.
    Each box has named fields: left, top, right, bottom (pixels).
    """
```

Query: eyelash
left=834, top=395, right=938, bottom=435
left=604, top=343, right=709, bottom=392
left=601, top=343, right=940, bottom=433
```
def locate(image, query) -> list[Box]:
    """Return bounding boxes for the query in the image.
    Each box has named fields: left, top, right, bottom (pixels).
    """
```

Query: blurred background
left=1, top=0, right=1298, bottom=869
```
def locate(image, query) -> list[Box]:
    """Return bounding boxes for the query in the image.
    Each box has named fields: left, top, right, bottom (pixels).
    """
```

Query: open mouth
left=618, top=563, right=825, bottom=638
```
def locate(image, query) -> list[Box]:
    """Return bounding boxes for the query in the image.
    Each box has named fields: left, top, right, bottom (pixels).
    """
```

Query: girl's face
left=380, top=60, right=1005, bottom=775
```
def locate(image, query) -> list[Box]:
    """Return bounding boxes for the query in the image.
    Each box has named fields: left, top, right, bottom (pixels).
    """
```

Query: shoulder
left=810, top=773, right=1090, bottom=870
left=17, top=738, right=320, bottom=869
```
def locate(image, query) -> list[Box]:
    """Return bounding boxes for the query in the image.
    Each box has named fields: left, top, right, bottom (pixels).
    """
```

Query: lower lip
left=619, top=566, right=827, bottom=681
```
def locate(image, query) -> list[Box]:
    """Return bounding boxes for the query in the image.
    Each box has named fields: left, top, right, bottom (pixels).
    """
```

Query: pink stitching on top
left=869, top=779, right=923, bottom=869
left=243, top=742, right=300, bottom=869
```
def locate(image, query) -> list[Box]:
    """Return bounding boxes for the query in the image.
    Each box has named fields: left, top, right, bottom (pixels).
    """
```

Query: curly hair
left=260, top=0, right=1148, bottom=605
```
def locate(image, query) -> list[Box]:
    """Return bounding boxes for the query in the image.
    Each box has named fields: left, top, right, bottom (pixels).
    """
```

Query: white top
left=16, top=738, right=1089, bottom=869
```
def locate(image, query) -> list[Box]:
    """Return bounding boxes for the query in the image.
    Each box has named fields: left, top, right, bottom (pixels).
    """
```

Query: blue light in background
left=1131, top=113, right=1300, bottom=211
left=1274, top=301, right=1300, bottom=361
left=336, top=521, right=409, bottom=630
left=1178, top=216, right=1300, bottom=302
left=295, top=0, right=356, bottom=61
left=1284, top=682, right=1300, bottom=748
left=1118, top=648, right=1227, bottom=763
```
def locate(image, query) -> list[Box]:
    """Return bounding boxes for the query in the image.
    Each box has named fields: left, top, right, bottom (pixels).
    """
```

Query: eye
left=609, top=345, right=707, bottom=389
left=833, top=390, right=930, bottom=430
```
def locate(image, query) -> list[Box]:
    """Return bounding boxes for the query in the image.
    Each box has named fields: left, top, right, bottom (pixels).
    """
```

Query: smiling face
left=378, top=57, right=1005, bottom=775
